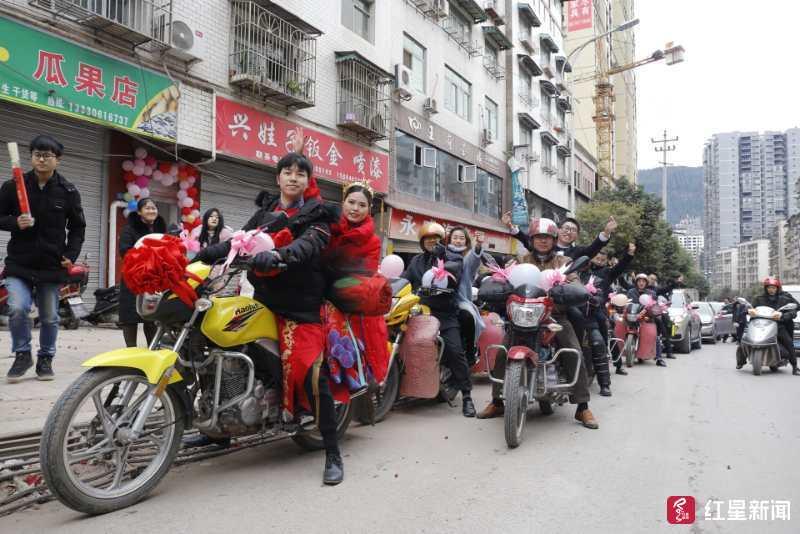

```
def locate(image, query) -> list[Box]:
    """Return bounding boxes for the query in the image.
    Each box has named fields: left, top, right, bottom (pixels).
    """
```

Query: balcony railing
left=229, top=1, right=318, bottom=109
left=483, top=55, right=505, bottom=80
left=31, top=0, right=172, bottom=50
left=335, top=51, right=393, bottom=142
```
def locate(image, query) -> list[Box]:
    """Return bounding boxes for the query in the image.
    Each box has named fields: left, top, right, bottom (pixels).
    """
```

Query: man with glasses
left=0, top=135, right=85, bottom=382
left=502, top=212, right=618, bottom=260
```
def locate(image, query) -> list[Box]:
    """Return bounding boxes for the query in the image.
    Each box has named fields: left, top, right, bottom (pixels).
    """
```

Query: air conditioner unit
left=432, top=0, right=449, bottom=18
left=423, top=97, right=438, bottom=114
left=394, top=64, right=414, bottom=99
left=457, top=164, right=478, bottom=184
left=165, top=20, right=208, bottom=62
left=482, top=129, right=494, bottom=145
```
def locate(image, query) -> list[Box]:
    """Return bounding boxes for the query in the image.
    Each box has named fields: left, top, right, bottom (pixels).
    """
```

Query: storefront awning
left=539, top=33, right=559, bottom=53
left=555, top=55, right=572, bottom=73
left=517, top=2, right=542, bottom=27
left=483, top=26, right=512, bottom=51
left=540, top=130, right=559, bottom=146
left=518, top=54, right=543, bottom=76
left=518, top=111, right=541, bottom=130
left=540, top=79, right=559, bottom=96
left=335, top=50, right=394, bottom=79
left=385, top=197, right=510, bottom=235
left=450, top=0, right=489, bottom=23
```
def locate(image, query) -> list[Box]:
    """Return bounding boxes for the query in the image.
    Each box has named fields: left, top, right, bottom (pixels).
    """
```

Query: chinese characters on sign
left=0, top=16, right=179, bottom=140
left=216, top=96, right=390, bottom=193
left=389, top=209, right=511, bottom=254
left=705, top=499, right=790, bottom=522
left=567, top=0, right=593, bottom=32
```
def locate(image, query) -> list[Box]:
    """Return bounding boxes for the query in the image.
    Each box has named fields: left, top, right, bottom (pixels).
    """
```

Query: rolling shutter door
left=201, top=159, right=277, bottom=230
left=0, top=102, right=106, bottom=305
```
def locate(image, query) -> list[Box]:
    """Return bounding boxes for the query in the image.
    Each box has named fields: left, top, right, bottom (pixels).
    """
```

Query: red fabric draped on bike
left=324, top=215, right=390, bottom=385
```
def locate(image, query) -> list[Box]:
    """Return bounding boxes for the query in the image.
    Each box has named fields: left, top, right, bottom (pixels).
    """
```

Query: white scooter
left=735, top=297, right=798, bottom=375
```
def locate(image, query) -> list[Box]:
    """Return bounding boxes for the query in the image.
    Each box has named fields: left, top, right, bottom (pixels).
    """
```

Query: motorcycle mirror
left=778, top=303, right=798, bottom=312
left=690, top=304, right=700, bottom=310
left=736, top=297, right=750, bottom=306
left=563, top=256, right=590, bottom=275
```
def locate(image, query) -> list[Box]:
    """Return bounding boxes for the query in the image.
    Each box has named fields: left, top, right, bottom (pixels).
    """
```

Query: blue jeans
left=6, top=277, right=60, bottom=358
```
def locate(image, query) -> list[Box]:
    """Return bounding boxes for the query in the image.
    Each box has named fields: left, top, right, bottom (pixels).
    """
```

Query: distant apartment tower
left=769, top=219, right=788, bottom=280
left=736, top=239, right=770, bottom=292
left=704, top=130, right=796, bottom=260
left=676, top=232, right=704, bottom=260
left=713, top=248, right=738, bottom=292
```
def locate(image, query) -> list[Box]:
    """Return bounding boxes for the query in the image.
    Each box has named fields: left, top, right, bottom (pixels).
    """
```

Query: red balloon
left=123, top=171, right=136, bottom=182
left=192, top=200, right=200, bottom=209
left=158, top=162, right=171, bottom=174
left=187, top=187, right=198, bottom=197
left=178, top=169, right=188, bottom=179
left=181, top=207, right=192, bottom=216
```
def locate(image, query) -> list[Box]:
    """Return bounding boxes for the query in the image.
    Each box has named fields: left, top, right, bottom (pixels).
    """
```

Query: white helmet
left=635, top=273, right=649, bottom=282
left=528, top=218, right=559, bottom=239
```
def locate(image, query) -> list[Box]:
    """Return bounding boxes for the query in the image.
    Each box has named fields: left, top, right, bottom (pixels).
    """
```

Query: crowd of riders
left=12, top=132, right=794, bottom=492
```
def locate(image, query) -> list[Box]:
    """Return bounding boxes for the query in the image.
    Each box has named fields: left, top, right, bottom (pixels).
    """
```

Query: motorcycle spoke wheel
left=503, top=361, right=528, bottom=449
left=40, top=368, right=184, bottom=514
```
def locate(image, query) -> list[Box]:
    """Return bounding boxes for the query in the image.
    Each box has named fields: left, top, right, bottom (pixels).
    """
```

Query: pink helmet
left=528, top=217, right=558, bottom=238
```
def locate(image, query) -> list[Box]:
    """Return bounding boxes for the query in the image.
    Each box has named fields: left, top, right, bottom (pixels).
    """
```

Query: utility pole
left=651, top=130, right=678, bottom=221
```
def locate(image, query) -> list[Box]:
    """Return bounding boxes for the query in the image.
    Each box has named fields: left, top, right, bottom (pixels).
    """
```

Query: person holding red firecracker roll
left=195, top=140, right=347, bottom=485
left=0, top=135, right=85, bottom=382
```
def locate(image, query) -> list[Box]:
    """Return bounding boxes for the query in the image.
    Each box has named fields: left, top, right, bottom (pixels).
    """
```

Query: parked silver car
left=669, top=289, right=703, bottom=353
left=708, top=301, right=735, bottom=341
left=693, top=301, right=717, bottom=343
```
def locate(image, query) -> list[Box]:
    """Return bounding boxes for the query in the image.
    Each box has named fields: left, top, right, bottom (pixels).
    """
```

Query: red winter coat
left=324, top=215, right=389, bottom=383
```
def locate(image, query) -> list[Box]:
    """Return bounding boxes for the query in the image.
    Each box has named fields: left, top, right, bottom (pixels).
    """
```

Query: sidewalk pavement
left=0, top=326, right=142, bottom=437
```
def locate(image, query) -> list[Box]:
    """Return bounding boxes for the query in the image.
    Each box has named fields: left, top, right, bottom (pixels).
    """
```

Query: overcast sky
left=635, top=0, right=800, bottom=170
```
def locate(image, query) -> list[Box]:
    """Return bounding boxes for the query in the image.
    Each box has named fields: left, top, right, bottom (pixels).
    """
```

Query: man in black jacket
left=1, top=135, right=85, bottom=382
left=647, top=273, right=682, bottom=360
left=579, top=243, right=636, bottom=394
left=501, top=212, right=618, bottom=260
left=744, top=278, right=800, bottom=375
left=195, top=152, right=345, bottom=485
left=400, top=222, right=475, bottom=417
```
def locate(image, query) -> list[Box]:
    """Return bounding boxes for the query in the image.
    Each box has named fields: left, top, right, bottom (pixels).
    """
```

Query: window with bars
left=445, top=66, right=472, bottom=122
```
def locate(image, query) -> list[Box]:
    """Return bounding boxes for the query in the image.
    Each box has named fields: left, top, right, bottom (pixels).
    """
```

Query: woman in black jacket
left=118, top=198, right=166, bottom=348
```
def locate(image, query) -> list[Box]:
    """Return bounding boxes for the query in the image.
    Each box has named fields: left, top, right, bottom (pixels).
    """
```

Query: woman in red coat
left=323, top=183, right=389, bottom=389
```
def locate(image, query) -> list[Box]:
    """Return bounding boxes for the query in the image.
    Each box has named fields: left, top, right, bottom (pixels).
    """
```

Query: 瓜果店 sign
left=0, top=16, right=179, bottom=140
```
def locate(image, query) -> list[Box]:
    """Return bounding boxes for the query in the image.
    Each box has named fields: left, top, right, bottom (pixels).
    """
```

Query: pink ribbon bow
left=585, top=275, right=598, bottom=296
left=539, top=269, right=567, bottom=291
left=224, top=229, right=274, bottom=270
left=179, top=230, right=200, bottom=254
left=432, top=259, right=456, bottom=283
left=488, top=263, right=513, bottom=283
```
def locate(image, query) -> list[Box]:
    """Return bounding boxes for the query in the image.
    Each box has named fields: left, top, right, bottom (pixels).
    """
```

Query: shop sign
left=394, top=105, right=508, bottom=179
left=389, top=208, right=512, bottom=254
left=0, top=16, right=180, bottom=141
left=216, top=96, right=389, bottom=193
left=568, top=0, right=593, bottom=32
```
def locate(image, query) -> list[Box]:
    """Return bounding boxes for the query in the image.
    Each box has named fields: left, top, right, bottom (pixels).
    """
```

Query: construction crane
left=569, top=43, right=685, bottom=187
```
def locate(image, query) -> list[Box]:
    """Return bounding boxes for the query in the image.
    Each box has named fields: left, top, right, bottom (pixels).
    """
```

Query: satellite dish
left=171, top=20, right=194, bottom=51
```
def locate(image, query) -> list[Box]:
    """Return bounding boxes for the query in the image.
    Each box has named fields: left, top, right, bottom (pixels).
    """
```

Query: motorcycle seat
left=95, top=286, right=119, bottom=297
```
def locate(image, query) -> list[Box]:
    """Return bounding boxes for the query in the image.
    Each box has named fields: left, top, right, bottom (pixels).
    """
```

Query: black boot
left=462, top=396, right=476, bottom=417
left=615, top=367, right=628, bottom=375
left=36, top=356, right=54, bottom=381
left=656, top=360, right=667, bottom=367
left=323, top=449, right=344, bottom=485
left=6, top=352, right=32, bottom=383
left=599, top=385, right=612, bottom=397
left=793, top=367, right=800, bottom=376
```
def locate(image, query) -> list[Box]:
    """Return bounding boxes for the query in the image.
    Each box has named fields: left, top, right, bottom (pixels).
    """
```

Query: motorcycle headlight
left=136, top=293, right=163, bottom=317
left=508, top=301, right=545, bottom=328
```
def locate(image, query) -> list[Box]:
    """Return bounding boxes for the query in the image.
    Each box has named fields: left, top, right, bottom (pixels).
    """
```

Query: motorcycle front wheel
left=503, top=360, right=529, bottom=449
left=40, top=368, right=185, bottom=515
left=624, top=335, right=636, bottom=368
left=292, top=401, right=352, bottom=451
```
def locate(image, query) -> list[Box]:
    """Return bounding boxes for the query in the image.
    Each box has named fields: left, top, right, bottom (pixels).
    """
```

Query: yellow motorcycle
left=354, top=278, right=447, bottom=424
left=39, top=260, right=352, bottom=514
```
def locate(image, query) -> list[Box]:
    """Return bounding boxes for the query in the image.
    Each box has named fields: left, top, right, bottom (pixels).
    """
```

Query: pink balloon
left=177, top=190, right=188, bottom=200
left=142, top=166, right=153, bottom=176
left=379, top=254, right=405, bottom=279
left=182, top=197, right=194, bottom=208
left=121, top=160, right=134, bottom=172
left=639, top=294, right=653, bottom=307
left=169, top=165, right=179, bottom=177
left=134, top=158, right=145, bottom=167
left=127, top=184, right=141, bottom=197
left=134, top=147, right=148, bottom=160
left=133, top=166, right=145, bottom=177
left=179, top=180, right=190, bottom=190
left=139, top=187, right=150, bottom=198
left=187, top=176, right=197, bottom=185
left=135, top=176, right=149, bottom=188
left=152, top=170, right=163, bottom=181
left=144, top=156, right=157, bottom=167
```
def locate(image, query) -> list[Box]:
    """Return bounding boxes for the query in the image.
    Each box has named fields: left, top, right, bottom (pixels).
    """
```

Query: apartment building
left=736, top=240, right=770, bottom=293
left=713, top=248, right=738, bottom=293
left=769, top=219, right=788, bottom=280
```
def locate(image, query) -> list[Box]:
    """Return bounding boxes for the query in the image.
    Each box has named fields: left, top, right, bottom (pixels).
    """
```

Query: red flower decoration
left=122, top=234, right=202, bottom=307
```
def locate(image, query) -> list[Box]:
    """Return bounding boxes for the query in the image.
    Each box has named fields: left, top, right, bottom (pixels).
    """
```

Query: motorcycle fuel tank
left=201, top=296, right=279, bottom=348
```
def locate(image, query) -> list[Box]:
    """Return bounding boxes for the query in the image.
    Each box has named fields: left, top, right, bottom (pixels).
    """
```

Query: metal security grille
left=335, top=52, right=392, bottom=142
left=229, top=1, right=318, bottom=109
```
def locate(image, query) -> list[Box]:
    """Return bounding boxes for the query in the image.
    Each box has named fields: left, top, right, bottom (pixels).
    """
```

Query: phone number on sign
left=65, top=102, right=130, bottom=127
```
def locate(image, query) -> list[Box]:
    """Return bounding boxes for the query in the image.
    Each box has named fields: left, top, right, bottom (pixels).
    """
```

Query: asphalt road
left=5, top=339, right=800, bottom=533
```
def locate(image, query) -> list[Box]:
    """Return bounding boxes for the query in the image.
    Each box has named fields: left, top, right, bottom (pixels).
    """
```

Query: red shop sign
left=389, top=208, right=511, bottom=254
left=216, top=96, right=389, bottom=193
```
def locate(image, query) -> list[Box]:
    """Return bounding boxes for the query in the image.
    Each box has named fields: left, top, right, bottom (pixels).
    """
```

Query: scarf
left=327, top=215, right=380, bottom=273
left=447, top=244, right=468, bottom=254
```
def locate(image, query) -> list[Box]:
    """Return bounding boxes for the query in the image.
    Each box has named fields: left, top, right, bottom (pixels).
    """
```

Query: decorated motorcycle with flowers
left=39, top=230, right=353, bottom=515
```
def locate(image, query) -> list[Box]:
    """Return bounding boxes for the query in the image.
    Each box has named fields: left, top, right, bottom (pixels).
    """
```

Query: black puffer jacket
left=118, top=213, right=167, bottom=324
left=401, top=245, right=463, bottom=314
left=753, top=291, right=798, bottom=327
left=197, top=192, right=334, bottom=324
left=0, top=170, right=86, bottom=283
left=579, top=252, right=633, bottom=327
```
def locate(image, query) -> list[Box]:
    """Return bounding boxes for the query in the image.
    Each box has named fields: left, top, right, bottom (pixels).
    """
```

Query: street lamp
left=561, top=18, right=639, bottom=215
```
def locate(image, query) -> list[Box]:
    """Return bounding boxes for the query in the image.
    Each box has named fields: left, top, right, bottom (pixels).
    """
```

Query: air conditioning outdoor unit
left=394, top=64, right=414, bottom=99
left=165, top=20, right=208, bottom=62
left=432, top=0, right=449, bottom=18
left=457, top=164, right=478, bottom=184
left=482, top=129, right=494, bottom=146
left=423, top=97, right=438, bottom=114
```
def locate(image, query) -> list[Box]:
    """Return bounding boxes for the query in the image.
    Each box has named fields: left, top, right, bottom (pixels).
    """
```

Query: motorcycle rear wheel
left=40, top=368, right=185, bottom=515
left=354, top=359, right=400, bottom=425
left=503, top=361, right=528, bottom=449
left=292, top=401, right=353, bottom=451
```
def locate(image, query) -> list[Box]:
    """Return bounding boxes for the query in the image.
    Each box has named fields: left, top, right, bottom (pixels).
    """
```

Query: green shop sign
left=0, top=16, right=179, bottom=140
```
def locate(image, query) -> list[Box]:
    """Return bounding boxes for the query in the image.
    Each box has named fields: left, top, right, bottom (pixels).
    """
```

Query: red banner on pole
left=215, top=96, right=389, bottom=194
left=568, top=0, right=593, bottom=32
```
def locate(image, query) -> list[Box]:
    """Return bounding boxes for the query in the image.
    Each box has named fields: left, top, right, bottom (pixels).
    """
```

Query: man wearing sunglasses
left=0, top=135, right=85, bottom=382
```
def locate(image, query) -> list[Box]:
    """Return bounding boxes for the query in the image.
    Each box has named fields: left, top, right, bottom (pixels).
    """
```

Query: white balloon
left=187, top=176, right=196, bottom=185
left=122, top=160, right=134, bottom=171
left=177, top=190, right=188, bottom=200
left=169, top=165, right=179, bottom=177
left=379, top=255, right=405, bottom=278
left=421, top=268, right=449, bottom=289
left=142, top=166, right=153, bottom=176
left=182, top=197, right=194, bottom=208
left=127, top=184, right=141, bottom=197
left=508, top=263, right=542, bottom=289
left=134, top=147, right=148, bottom=160
left=152, top=170, right=163, bottom=181
left=191, top=209, right=200, bottom=218
left=139, top=188, right=150, bottom=198
left=133, top=166, right=145, bottom=177
left=122, top=208, right=130, bottom=218
left=179, top=180, right=190, bottom=190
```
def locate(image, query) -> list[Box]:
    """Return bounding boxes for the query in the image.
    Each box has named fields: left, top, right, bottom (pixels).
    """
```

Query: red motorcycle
left=0, top=257, right=90, bottom=330
left=611, top=294, right=658, bottom=367
left=489, top=257, right=591, bottom=448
